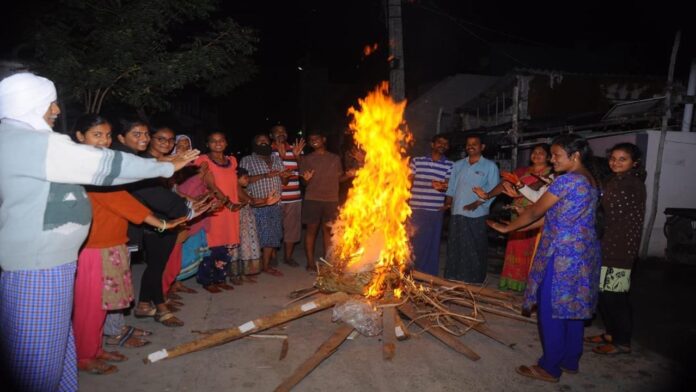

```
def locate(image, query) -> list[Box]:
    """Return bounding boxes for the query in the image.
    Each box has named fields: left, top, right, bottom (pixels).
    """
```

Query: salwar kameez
left=523, top=173, right=601, bottom=379
left=74, top=245, right=132, bottom=365
left=536, top=261, right=584, bottom=377
left=499, top=166, right=551, bottom=291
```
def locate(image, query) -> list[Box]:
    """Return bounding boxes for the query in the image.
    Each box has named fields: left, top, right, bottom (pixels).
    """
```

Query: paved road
left=79, top=255, right=683, bottom=391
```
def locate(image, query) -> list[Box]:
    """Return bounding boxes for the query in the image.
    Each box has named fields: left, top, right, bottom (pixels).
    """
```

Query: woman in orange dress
left=195, top=131, right=241, bottom=292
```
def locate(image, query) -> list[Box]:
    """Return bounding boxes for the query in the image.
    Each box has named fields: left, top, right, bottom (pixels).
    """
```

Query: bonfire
left=144, top=83, right=533, bottom=392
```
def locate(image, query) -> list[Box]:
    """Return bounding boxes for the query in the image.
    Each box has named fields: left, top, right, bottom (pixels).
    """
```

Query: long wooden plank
left=274, top=324, right=354, bottom=392
left=455, top=318, right=516, bottom=348
left=393, top=311, right=410, bottom=341
left=398, top=302, right=480, bottom=361
left=382, top=307, right=397, bottom=360
left=144, top=292, right=350, bottom=364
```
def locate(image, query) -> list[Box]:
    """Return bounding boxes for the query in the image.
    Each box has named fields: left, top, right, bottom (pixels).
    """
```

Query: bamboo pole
left=144, top=292, right=350, bottom=364
left=398, top=302, right=480, bottom=361
left=274, top=324, right=354, bottom=392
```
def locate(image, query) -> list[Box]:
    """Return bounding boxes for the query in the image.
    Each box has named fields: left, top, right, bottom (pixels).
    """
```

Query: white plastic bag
left=332, top=298, right=382, bottom=336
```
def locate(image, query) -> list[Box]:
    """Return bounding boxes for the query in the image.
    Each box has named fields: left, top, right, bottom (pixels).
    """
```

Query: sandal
left=593, top=343, right=631, bottom=355
left=263, top=267, right=284, bottom=277
left=133, top=305, right=157, bottom=318
left=166, top=299, right=184, bottom=307
left=217, top=282, right=235, bottom=291
left=78, top=359, right=118, bottom=375
left=230, top=276, right=243, bottom=286
left=154, top=311, right=184, bottom=327
left=128, top=326, right=152, bottom=337
left=97, top=350, right=128, bottom=362
left=105, top=334, right=150, bottom=348
left=305, top=267, right=317, bottom=276
left=243, top=276, right=258, bottom=284
left=204, top=284, right=222, bottom=293
left=515, top=365, right=559, bottom=383
left=174, top=283, right=198, bottom=294
left=560, top=367, right=578, bottom=374
left=167, top=292, right=183, bottom=300
left=584, top=333, right=612, bottom=344
left=104, top=326, right=151, bottom=348
left=167, top=305, right=181, bottom=313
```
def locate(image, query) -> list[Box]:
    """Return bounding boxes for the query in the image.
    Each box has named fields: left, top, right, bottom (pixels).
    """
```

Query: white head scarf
left=0, top=72, right=57, bottom=131
left=172, top=134, right=192, bottom=155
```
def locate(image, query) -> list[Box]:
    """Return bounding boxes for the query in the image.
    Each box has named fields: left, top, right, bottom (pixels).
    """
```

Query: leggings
left=598, top=291, right=632, bottom=346
left=139, top=230, right=177, bottom=305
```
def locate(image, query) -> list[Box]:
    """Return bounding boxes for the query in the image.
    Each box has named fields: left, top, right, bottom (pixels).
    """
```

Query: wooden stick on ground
left=411, top=270, right=516, bottom=302
left=393, top=311, right=410, bottom=341
left=274, top=324, right=354, bottom=392
left=398, top=302, right=480, bottom=361
left=144, top=292, right=350, bottom=364
left=450, top=300, right=536, bottom=324
left=455, top=318, right=516, bottom=348
left=382, top=307, right=397, bottom=360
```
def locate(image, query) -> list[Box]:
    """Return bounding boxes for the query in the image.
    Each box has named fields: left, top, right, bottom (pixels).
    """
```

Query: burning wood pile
left=143, top=83, right=534, bottom=391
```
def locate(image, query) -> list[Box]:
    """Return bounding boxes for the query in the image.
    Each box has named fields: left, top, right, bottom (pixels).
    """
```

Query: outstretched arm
left=43, top=133, right=198, bottom=186
left=488, top=191, right=558, bottom=234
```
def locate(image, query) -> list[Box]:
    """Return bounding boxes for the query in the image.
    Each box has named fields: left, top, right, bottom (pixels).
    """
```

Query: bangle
left=156, top=219, right=167, bottom=232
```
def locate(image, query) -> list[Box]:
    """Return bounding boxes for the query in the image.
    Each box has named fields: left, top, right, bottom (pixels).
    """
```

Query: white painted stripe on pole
left=238, top=321, right=256, bottom=333
left=300, top=301, right=318, bottom=312
left=395, top=326, right=405, bottom=338
left=147, top=349, right=169, bottom=363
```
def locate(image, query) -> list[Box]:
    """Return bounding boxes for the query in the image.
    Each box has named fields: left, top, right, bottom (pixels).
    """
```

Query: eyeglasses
left=153, top=136, right=175, bottom=144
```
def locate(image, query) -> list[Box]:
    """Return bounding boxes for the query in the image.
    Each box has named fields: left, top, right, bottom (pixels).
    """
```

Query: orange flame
left=331, top=82, right=412, bottom=298
left=363, top=43, right=379, bottom=57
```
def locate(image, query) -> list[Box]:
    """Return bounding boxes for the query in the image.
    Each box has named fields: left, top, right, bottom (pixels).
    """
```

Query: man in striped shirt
left=408, top=135, right=454, bottom=276
left=271, top=125, right=305, bottom=267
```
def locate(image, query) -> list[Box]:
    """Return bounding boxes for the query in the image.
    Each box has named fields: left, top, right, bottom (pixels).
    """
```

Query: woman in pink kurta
left=195, top=131, right=241, bottom=292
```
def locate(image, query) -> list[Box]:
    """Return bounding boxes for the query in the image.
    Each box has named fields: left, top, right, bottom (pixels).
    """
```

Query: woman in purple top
left=488, top=134, right=601, bottom=383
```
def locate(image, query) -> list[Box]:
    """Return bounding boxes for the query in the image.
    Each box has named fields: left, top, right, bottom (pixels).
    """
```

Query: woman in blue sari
left=488, top=134, right=601, bottom=383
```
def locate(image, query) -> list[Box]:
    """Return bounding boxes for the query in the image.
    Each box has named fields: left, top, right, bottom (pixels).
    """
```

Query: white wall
left=405, top=74, right=499, bottom=156
left=641, top=130, right=696, bottom=257
left=588, top=130, right=696, bottom=258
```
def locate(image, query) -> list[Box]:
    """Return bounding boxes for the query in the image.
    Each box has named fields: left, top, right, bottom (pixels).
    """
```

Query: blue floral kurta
left=523, top=172, right=601, bottom=319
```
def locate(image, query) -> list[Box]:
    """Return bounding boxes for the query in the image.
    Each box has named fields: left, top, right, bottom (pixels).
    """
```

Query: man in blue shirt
left=408, top=135, right=453, bottom=275
left=444, top=134, right=499, bottom=283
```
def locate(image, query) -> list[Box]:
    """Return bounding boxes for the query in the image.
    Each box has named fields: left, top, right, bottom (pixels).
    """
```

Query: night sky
left=2, top=0, right=695, bottom=150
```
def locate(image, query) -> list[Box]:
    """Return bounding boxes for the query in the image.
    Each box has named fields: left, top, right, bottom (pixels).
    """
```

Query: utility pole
left=387, top=0, right=405, bottom=102
left=641, top=31, right=681, bottom=259
left=681, top=58, right=696, bottom=132
left=510, top=78, right=520, bottom=169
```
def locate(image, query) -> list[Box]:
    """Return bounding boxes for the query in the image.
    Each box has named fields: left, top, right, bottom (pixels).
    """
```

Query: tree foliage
left=33, top=0, right=257, bottom=113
